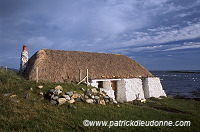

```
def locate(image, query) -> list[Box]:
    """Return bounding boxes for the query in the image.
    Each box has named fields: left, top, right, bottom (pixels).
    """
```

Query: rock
left=50, top=89, right=56, bottom=93
left=57, top=98, right=67, bottom=105
left=62, top=95, right=71, bottom=100
left=55, top=85, right=63, bottom=91
left=140, top=99, right=146, bottom=103
left=38, top=85, right=43, bottom=89
left=39, top=92, right=44, bottom=96
left=52, top=96, right=59, bottom=100
left=50, top=100, right=57, bottom=105
left=67, top=104, right=76, bottom=109
left=10, top=95, right=17, bottom=98
left=109, top=98, right=113, bottom=102
left=23, top=93, right=29, bottom=99
left=66, top=95, right=71, bottom=101
left=91, top=88, right=98, bottom=94
left=99, top=89, right=103, bottom=94
left=113, top=100, right=118, bottom=104
left=93, top=100, right=97, bottom=103
left=85, top=99, right=93, bottom=104
left=85, top=89, right=92, bottom=96
left=65, top=92, right=73, bottom=97
left=53, top=89, right=62, bottom=96
left=104, top=99, right=110, bottom=103
left=94, top=96, right=99, bottom=100
left=50, top=94, right=54, bottom=99
left=99, top=99, right=106, bottom=105
left=2, top=93, right=11, bottom=97
left=72, top=93, right=79, bottom=99
left=90, top=95, right=95, bottom=99
left=75, top=97, right=82, bottom=102
left=104, top=95, right=110, bottom=99
left=68, top=98, right=75, bottom=104
left=84, top=95, right=89, bottom=99
left=81, top=88, right=85, bottom=91
left=10, top=99, right=20, bottom=103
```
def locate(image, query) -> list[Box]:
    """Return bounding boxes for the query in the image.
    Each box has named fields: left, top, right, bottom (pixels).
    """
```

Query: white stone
left=38, top=85, right=43, bottom=89
left=85, top=99, right=94, bottom=104
left=68, top=98, right=75, bottom=104
left=55, top=85, right=63, bottom=91
left=57, top=98, right=66, bottom=105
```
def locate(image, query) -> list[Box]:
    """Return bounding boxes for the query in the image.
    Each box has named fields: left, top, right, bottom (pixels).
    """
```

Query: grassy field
left=0, top=69, right=200, bottom=132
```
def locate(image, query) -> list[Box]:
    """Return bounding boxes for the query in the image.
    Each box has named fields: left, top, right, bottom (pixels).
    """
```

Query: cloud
left=164, top=42, right=200, bottom=51
left=1, top=0, right=200, bottom=69
left=28, top=36, right=54, bottom=48
left=110, top=21, right=200, bottom=49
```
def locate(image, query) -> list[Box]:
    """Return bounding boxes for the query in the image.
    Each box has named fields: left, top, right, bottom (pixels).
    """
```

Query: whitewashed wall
left=117, top=78, right=144, bottom=102
left=143, top=77, right=166, bottom=98
left=90, top=80, right=115, bottom=99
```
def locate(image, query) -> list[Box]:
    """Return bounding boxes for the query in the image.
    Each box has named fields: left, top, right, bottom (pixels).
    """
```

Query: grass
left=0, top=69, right=200, bottom=132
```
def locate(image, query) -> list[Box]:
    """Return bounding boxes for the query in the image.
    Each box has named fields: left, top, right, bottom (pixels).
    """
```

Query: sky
left=0, top=0, right=200, bottom=70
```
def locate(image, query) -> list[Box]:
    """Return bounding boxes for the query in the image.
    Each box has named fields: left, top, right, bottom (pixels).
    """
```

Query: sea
left=151, top=71, right=200, bottom=99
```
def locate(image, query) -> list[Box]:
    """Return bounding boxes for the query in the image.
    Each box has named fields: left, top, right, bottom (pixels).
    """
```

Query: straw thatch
left=23, top=49, right=153, bottom=83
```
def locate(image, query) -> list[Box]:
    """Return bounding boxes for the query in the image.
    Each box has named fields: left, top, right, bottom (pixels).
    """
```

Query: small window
left=98, top=81, right=103, bottom=88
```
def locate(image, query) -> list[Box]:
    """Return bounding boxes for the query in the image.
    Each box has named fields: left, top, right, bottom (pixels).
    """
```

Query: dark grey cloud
left=0, top=0, right=200, bottom=70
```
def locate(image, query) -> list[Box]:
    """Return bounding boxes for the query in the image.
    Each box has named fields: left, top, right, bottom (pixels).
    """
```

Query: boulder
left=57, top=98, right=67, bottom=105
left=75, top=97, right=82, bottom=102
left=67, top=104, right=76, bottom=109
left=91, top=88, right=98, bottom=94
left=62, top=95, right=71, bottom=101
left=55, top=85, right=63, bottom=91
left=72, top=93, right=79, bottom=99
left=52, top=96, right=59, bottom=100
left=113, top=100, right=118, bottom=104
left=65, top=92, right=73, bottom=97
left=10, top=99, right=20, bottom=103
left=50, top=89, right=56, bottom=93
left=85, top=99, right=94, bottom=104
left=85, top=89, right=92, bottom=96
left=38, top=85, right=43, bottom=89
left=39, top=92, right=44, bottom=96
left=50, top=100, right=57, bottom=105
left=68, top=98, right=75, bottom=104
left=99, top=99, right=106, bottom=105
left=53, top=89, right=62, bottom=96
left=81, top=88, right=85, bottom=91
left=23, top=93, right=29, bottom=99
left=84, top=95, right=89, bottom=99
left=94, top=96, right=99, bottom=100
left=2, top=93, right=11, bottom=97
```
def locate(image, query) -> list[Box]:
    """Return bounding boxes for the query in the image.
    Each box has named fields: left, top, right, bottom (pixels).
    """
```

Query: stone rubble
left=47, top=86, right=117, bottom=106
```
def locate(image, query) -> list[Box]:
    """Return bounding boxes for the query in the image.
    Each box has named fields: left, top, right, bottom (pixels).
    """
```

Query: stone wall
left=91, top=77, right=166, bottom=102
left=117, top=78, right=144, bottom=102
left=143, top=77, right=166, bottom=98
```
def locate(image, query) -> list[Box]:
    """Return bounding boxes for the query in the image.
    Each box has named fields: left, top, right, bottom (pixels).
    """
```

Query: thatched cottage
left=23, top=49, right=166, bottom=102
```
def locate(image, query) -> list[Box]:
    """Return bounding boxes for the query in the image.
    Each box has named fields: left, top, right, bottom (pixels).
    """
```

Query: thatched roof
left=23, top=49, right=153, bottom=82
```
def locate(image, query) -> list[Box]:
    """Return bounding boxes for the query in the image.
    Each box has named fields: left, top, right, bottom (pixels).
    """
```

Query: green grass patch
left=0, top=69, right=200, bottom=131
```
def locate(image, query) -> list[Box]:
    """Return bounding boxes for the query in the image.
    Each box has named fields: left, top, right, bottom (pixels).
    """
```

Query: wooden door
left=111, top=81, right=117, bottom=99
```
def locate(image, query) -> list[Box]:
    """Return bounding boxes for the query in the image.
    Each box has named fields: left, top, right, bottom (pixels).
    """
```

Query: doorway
left=111, top=81, right=117, bottom=99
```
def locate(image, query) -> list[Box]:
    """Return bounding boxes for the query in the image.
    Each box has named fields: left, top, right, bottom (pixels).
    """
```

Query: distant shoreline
left=151, top=70, right=200, bottom=74
left=167, top=71, right=200, bottom=74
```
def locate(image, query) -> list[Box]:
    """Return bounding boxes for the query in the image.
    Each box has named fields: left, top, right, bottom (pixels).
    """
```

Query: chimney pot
left=23, top=45, right=27, bottom=51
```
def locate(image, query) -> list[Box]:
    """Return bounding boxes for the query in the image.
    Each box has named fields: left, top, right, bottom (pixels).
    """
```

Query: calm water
left=151, top=71, right=200, bottom=98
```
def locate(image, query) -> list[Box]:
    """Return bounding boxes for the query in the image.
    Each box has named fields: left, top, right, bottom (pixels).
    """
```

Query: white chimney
left=20, top=45, right=28, bottom=72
